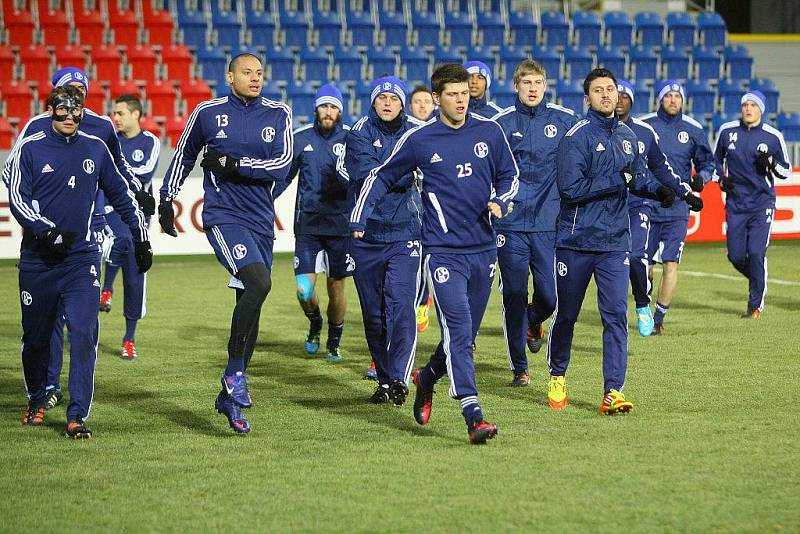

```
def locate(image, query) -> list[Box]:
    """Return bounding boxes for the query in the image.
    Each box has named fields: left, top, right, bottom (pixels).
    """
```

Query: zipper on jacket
left=571, top=207, right=578, bottom=234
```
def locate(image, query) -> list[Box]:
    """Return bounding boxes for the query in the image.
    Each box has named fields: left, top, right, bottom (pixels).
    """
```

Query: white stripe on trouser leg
left=758, top=213, right=774, bottom=311
left=212, top=226, right=238, bottom=274
left=140, top=272, right=148, bottom=319
left=498, top=270, right=514, bottom=371
left=545, top=254, right=558, bottom=375
left=402, top=250, right=423, bottom=385
left=425, top=255, right=456, bottom=397
left=85, top=322, right=99, bottom=421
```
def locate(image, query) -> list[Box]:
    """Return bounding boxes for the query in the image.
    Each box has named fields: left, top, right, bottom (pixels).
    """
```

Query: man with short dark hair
left=159, top=53, right=293, bottom=434
left=351, top=64, right=519, bottom=444
left=409, top=85, right=435, bottom=122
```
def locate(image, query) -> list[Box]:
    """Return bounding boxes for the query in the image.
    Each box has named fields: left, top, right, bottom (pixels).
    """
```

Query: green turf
left=1, top=242, right=799, bottom=531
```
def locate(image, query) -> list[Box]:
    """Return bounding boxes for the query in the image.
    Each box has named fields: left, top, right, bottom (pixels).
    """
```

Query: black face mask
left=51, top=95, right=83, bottom=124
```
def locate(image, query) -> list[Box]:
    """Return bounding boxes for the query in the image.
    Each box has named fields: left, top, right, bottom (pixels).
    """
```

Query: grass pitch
left=1, top=242, right=799, bottom=531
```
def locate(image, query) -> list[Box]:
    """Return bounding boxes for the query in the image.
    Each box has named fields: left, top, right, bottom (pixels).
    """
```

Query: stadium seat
left=380, top=11, right=408, bottom=47
left=572, top=11, right=602, bottom=48
left=635, top=12, right=664, bottom=48
left=724, top=45, right=753, bottom=80
left=354, top=79, right=373, bottom=115
left=692, top=46, right=721, bottom=80
left=287, top=81, right=317, bottom=112
left=367, top=47, right=397, bottom=78
left=777, top=112, right=800, bottom=142
left=333, top=47, right=363, bottom=80
left=179, top=11, right=208, bottom=50
left=603, top=11, right=633, bottom=49
left=413, top=12, right=440, bottom=48
left=750, top=78, right=779, bottom=113
left=596, top=46, right=626, bottom=79
left=500, top=45, right=528, bottom=80
left=532, top=46, right=560, bottom=80
left=139, top=116, right=162, bottom=138
left=161, top=44, right=194, bottom=80
left=509, top=11, right=537, bottom=48
left=75, top=10, right=107, bottom=46
left=165, top=115, right=187, bottom=147
left=667, top=12, right=696, bottom=49
left=0, top=47, right=16, bottom=81
left=564, top=46, right=593, bottom=79
left=0, top=117, right=15, bottom=149
left=213, top=12, right=242, bottom=48
left=445, top=12, right=474, bottom=48
left=540, top=11, right=569, bottom=48
left=244, top=0, right=271, bottom=14
left=109, top=10, right=140, bottom=47
left=0, top=80, right=34, bottom=119
left=5, top=10, right=35, bottom=47
left=315, top=11, right=342, bottom=47
left=145, top=79, right=178, bottom=117
left=347, top=12, right=375, bottom=47
left=301, top=48, right=331, bottom=80
left=630, top=46, right=658, bottom=80
left=280, top=13, right=309, bottom=47
left=478, top=12, right=505, bottom=48
left=143, top=9, right=174, bottom=47
left=248, top=12, right=276, bottom=48
left=20, top=46, right=52, bottom=81
left=40, top=10, right=73, bottom=47
left=262, top=80, right=283, bottom=101
left=686, top=79, right=715, bottom=116
left=712, top=112, right=737, bottom=133
left=698, top=11, right=727, bottom=49
left=718, top=78, right=747, bottom=114
left=108, top=79, right=141, bottom=100
left=266, top=46, right=295, bottom=82
left=556, top=79, right=584, bottom=113
left=127, top=45, right=158, bottom=83
left=210, top=0, right=237, bottom=15
left=434, top=46, right=462, bottom=67
left=466, top=46, right=498, bottom=73
left=196, top=46, right=227, bottom=83
left=632, top=80, right=652, bottom=115
left=400, top=47, right=430, bottom=82
left=55, top=45, right=88, bottom=72
left=491, top=79, right=517, bottom=108
left=182, top=78, right=213, bottom=111
left=661, top=46, right=690, bottom=80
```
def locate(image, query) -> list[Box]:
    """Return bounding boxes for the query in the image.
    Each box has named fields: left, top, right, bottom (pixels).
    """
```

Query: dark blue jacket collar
left=47, top=123, right=79, bottom=143
left=515, top=97, right=549, bottom=116
left=228, top=92, right=260, bottom=109
left=657, top=106, right=682, bottom=123
left=587, top=108, right=618, bottom=130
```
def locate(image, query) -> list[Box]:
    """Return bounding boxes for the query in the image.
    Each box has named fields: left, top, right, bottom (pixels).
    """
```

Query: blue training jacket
left=350, top=113, right=519, bottom=254
left=468, top=95, right=503, bottom=119
left=555, top=108, right=660, bottom=252
left=159, top=94, right=293, bottom=237
left=641, top=108, right=716, bottom=222
left=338, top=108, right=421, bottom=243
left=7, top=127, right=148, bottom=267
left=281, top=120, right=350, bottom=236
left=492, top=98, right=579, bottom=232
left=713, top=119, right=791, bottom=213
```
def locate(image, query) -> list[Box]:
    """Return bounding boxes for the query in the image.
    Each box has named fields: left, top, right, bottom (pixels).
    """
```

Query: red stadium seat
left=181, top=78, right=212, bottom=114
left=0, top=80, right=35, bottom=119
left=143, top=10, right=174, bottom=47
left=3, top=0, right=31, bottom=18
left=108, top=79, right=141, bottom=100
left=19, top=45, right=52, bottom=81
left=75, top=10, right=107, bottom=47
left=109, top=10, right=140, bottom=47
left=161, top=44, right=194, bottom=80
left=140, top=116, right=162, bottom=137
left=41, top=10, right=74, bottom=47
left=0, top=47, right=16, bottom=81
left=92, top=45, right=124, bottom=82
left=127, top=44, right=159, bottom=83
left=6, top=10, right=35, bottom=47
left=83, top=88, right=107, bottom=114
left=164, top=115, right=187, bottom=147
left=145, top=79, right=178, bottom=118
left=55, top=45, right=88, bottom=71
left=29, top=77, right=52, bottom=113
left=0, top=117, right=15, bottom=149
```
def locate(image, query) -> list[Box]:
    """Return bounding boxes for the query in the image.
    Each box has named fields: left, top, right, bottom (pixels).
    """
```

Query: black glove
left=135, top=189, right=156, bottom=216
left=656, top=186, right=676, bottom=208
left=134, top=240, right=153, bottom=273
left=684, top=193, right=703, bottom=212
left=620, top=162, right=635, bottom=187
left=158, top=201, right=178, bottom=237
left=756, top=147, right=773, bottom=176
left=690, top=174, right=705, bottom=193
left=720, top=175, right=735, bottom=193
left=201, top=148, right=240, bottom=178
left=39, top=228, right=78, bottom=258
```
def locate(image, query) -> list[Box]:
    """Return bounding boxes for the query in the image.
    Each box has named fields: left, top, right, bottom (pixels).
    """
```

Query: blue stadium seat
left=210, top=0, right=236, bottom=15
left=687, top=79, right=715, bottom=116
left=281, top=13, right=309, bottom=48
left=509, top=11, right=537, bottom=48
left=478, top=12, right=505, bottom=47
left=287, top=81, right=317, bottom=112
left=712, top=112, right=737, bottom=133
left=596, top=46, right=626, bottom=79
left=564, top=46, right=593, bottom=79
left=777, top=112, right=800, bottom=141
left=248, top=12, right=276, bottom=48
left=540, top=11, right=569, bottom=48
left=434, top=46, right=462, bottom=66
left=603, top=11, right=633, bottom=48
left=500, top=45, right=528, bottom=80
left=532, top=46, right=560, bottom=80
left=413, top=12, right=440, bottom=48
left=661, top=46, right=689, bottom=80
left=667, top=12, right=696, bottom=49
left=315, top=11, right=342, bottom=47
left=333, top=46, right=363, bottom=80
left=301, top=47, right=330, bottom=80
left=344, top=0, right=370, bottom=13
left=635, top=12, right=664, bottom=48
left=630, top=46, right=658, bottom=80
left=367, top=47, right=397, bottom=77
left=354, top=79, right=372, bottom=115
left=348, top=11, right=375, bottom=47
left=632, top=80, right=652, bottom=115
left=244, top=0, right=271, bottom=14
left=572, top=11, right=601, bottom=48
left=466, top=46, right=497, bottom=73
left=718, top=78, right=747, bottom=114
left=178, top=11, right=208, bottom=49
left=262, top=80, right=283, bottom=101
left=698, top=11, right=727, bottom=49
left=445, top=12, right=473, bottom=48
left=750, top=78, right=780, bottom=114
left=265, top=46, right=295, bottom=81
left=177, top=0, right=206, bottom=15
left=491, top=79, right=517, bottom=108
left=692, top=46, right=720, bottom=79
left=724, top=45, right=753, bottom=80
left=380, top=11, right=408, bottom=47
left=401, top=47, right=430, bottom=81
left=213, top=12, right=241, bottom=48
left=557, top=79, right=584, bottom=113
left=277, top=0, right=305, bottom=11
left=196, top=46, right=227, bottom=82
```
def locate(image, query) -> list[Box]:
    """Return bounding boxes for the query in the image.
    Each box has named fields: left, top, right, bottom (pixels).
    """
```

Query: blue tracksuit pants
left=629, top=205, right=653, bottom=308
left=726, top=208, right=773, bottom=311
left=496, top=230, right=556, bottom=373
left=547, top=248, right=629, bottom=393
left=20, top=255, right=101, bottom=421
left=351, top=239, right=421, bottom=385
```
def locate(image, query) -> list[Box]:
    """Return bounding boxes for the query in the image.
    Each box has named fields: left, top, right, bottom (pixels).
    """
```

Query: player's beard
left=316, top=114, right=341, bottom=134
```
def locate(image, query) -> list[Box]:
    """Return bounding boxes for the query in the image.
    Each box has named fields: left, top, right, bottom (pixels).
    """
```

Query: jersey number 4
left=67, top=175, right=76, bottom=189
